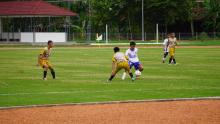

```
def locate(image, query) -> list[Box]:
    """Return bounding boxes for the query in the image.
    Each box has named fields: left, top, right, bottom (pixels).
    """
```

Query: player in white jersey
left=108, top=47, right=135, bottom=82
left=162, top=34, right=170, bottom=63
left=122, top=42, right=143, bottom=80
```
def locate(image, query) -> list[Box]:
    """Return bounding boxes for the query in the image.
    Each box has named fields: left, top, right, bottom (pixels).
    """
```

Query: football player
left=168, top=33, right=178, bottom=64
left=162, top=34, right=170, bottom=63
left=38, top=40, right=55, bottom=80
left=122, top=41, right=143, bottom=80
left=108, top=47, right=135, bottom=82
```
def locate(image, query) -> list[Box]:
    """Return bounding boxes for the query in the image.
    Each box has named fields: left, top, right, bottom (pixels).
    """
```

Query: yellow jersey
left=40, top=47, right=52, bottom=60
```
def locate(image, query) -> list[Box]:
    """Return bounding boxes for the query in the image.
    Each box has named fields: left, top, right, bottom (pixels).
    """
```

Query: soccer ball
left=135, top=70, right=141, bottom=76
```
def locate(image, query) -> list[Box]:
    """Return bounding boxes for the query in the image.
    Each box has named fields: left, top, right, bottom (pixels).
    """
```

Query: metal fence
left=1, top=32, right=220, bottom=43
left=71, top=32, right=220, bottom=43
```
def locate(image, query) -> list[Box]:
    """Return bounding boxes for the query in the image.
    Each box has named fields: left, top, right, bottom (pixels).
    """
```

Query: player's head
left=170, top=33, right=175, bottom=38
left=47, top=40, right=53, bottom=48
left=113, top=47, right=120, bottom=53
left=130, top=41, right=136, bottom=51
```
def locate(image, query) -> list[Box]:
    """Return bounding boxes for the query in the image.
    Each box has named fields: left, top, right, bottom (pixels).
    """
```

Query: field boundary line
left=0, top=96, right=220, bottom=110
left=1, top=87, right=216, bottom=96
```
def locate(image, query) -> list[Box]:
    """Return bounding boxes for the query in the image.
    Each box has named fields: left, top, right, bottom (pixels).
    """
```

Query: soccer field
left=0, top=47, right=220, bottom=107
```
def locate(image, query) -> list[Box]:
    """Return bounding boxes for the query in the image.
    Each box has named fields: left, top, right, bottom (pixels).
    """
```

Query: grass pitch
left=0, top=47, right=220, bottom=107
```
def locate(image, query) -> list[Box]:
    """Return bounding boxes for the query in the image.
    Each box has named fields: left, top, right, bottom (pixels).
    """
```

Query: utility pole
left=87, top=0, right=91, bottom=43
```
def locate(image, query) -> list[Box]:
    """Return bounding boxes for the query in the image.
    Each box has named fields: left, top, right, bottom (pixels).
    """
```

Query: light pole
left=87, top=0, right=91, bottom=43
left=141, top=0, right=144, bottom=41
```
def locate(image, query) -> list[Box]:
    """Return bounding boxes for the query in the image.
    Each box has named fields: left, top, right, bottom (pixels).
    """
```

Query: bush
left=198, top=32, right=210, bottom=41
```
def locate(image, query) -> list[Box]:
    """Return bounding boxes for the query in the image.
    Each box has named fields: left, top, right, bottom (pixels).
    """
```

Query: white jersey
left=168, top=37, right=177, bottom=48
left=112, top=52, right=127, bottom=62
left=125, top=48, right=139, bottom=63
left=163, top=38, right=169, bottom=52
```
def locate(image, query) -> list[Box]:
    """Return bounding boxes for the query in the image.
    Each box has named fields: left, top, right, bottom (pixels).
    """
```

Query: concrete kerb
left=0, top=96, right=220, bottom=110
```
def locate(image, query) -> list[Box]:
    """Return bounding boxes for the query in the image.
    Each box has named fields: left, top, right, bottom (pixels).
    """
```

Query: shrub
left=198, top=32, right=210, bottom=41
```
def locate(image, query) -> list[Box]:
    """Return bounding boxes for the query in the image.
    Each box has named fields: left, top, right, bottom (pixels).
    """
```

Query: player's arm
left=125, top=50, right=129, bottom=60
left=163, top=39, right=167, bottom=45
left=175, top=38, right=178, bottom=46
left=37, top=49, right=46, bottom=65
left=37, top=53, right=45, bottom=65
left=111, top=57, right=117, bottom=73
left=125, top=56, right=129, bottom=60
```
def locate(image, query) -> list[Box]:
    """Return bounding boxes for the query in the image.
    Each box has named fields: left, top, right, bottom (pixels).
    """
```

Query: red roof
left=0, top=1, right=77, bottom=17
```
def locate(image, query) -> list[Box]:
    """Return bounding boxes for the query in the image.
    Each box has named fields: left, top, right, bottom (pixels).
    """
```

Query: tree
left=146, top=0, right=193, bottom=33
left=203, top=0, right=220, bottom=33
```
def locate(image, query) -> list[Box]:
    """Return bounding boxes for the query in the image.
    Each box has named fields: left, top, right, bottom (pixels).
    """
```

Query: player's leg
left=108, top=64, right=121, bottom=81
left=40, top=60, right=48, bottom=80
left=134, top=62, right=142, bottom=79
left=138, top=63, right=143, bottom=72
left=172, top=48, right=176, bottom=64
left=122, top=71, right=127, bottom=80
left=48, top=62, right=55, bottom=79
left=108, top=69, right=119, bottom=81
left=163, top=52, right=168, bottom=63
left=169, top=48, right=174, bottom=64
left=122, top=61, right=133, bottom=80
left=124, top=62, right=134, bottom=81
left=43, top=65, right=48, bottom=80
left=49, top=67, right=55, bottom=79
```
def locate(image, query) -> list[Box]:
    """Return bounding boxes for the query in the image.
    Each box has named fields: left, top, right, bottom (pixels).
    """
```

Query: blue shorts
left=129, top=61, right=141, bottom=70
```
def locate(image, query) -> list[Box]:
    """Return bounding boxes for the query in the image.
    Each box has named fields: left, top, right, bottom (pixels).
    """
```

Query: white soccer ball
left=135, top=70, right=141, bottom=76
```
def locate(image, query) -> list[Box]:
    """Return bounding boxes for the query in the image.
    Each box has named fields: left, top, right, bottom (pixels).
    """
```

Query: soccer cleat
left=43, top=78, right=47, bottom=80
left=132, top=76, right=135, bottom=82
left=162, top=58, right=165, bottom=63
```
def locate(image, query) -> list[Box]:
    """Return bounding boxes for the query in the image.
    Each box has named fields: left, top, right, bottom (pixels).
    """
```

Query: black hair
left=48, top=40, right=53, bottom=45
left=113, top=47, right=120, bottom=53
left=130, top=41, right=136, bottom=46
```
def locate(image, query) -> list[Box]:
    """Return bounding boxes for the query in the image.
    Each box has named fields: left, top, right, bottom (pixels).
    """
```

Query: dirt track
left=0, top=100, right=220, bottom=124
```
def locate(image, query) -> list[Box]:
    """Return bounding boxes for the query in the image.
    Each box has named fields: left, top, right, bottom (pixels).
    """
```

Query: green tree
left=146, top=0, right=193, bottom=33
left=203, top=0, right=220, bottom=33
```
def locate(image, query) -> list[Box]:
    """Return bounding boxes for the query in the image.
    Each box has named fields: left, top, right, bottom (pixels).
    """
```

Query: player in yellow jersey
left=38, top=40, right=55, bottom=80
left=108, top=47, right=135, bottom=82
left=168, top=33, right=177, bottom=64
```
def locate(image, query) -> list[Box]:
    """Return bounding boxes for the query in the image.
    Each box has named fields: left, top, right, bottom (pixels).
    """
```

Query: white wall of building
left=1, top=32, right=66, bottom=42
left=20, top=32, right=33, bottom=42
left=35, top=32, right=66, bottom=42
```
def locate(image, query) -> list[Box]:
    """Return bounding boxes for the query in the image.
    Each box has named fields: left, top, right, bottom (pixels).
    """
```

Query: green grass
left=0, top=47, right=220, bottom=107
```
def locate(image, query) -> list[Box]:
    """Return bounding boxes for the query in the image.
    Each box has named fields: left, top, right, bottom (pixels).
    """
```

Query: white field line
left=0, top=96, right=220, bottom=110
left=0, top=81, right=8, bottom=87
left=0, top=89, right=159, bottom=96
left=0, top=87, right=220, bottom=96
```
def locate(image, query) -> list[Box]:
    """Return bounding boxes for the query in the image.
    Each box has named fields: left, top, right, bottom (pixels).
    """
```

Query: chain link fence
left=1, top=32, right=220, bottom=43
left=70, top=32, right=220, bottom=43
